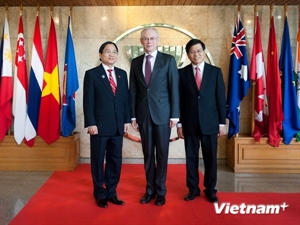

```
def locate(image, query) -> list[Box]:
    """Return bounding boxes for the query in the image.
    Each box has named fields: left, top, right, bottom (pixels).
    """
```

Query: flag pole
left=284, top=4, right=287, bottom=18
left=69, top=4, right=73, bottom=136
left=268, top=4, right=272, bottom=134
left=5, top=3, right=8, bottom=19
left=251, top=5, right=258, bottom=136
left=37, top=4, right=40, bottom=16
left=270, top=4, right=273, bottom=20
left=70, top=5, right=73, bottom=18
left=5, top=4, right=12, bottom=136
left=50, top=4, right=53, bottom=17
left=70, top=5, right=73, bottom=31
left=237, top=4, right=241, bottom=138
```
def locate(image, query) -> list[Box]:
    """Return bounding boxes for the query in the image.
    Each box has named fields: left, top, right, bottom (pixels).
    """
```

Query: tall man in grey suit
left=83, top=41, right=131, bottom=208
left=177, top=39, right=226, bottom=203
left=129, top=28, right=180, bottom=206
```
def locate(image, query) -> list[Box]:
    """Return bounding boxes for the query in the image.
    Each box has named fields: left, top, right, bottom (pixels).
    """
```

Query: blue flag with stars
left=61, top=16, right=79, bottom=137
left=226, top=14, right=250, bottom=139
left=279, top=17, right=300, bottom=144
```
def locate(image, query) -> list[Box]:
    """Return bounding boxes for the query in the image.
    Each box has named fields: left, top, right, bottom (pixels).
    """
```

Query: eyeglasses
left=141, top=37, right=158, bottom=42
left=103, top=50, right=118, bottom=55
left=188, top=50, right=204, bottom=55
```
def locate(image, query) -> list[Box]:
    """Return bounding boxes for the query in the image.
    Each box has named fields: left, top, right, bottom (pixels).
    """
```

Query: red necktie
left=108, top=69, right=116, bottom=95
left=145, top=55, right=152, bottom=85
left=195, top=67, right=201, bottom=90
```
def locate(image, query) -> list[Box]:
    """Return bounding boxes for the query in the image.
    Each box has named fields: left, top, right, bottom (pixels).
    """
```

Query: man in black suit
left=83, top=41, right=130, bottom=208
left=129, top=28, right=180, bottom=206
left=177, top=39, right=226, bottom=203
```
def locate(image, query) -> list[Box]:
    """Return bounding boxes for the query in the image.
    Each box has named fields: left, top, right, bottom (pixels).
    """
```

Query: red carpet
left=10, top=164, right=300, bottom=225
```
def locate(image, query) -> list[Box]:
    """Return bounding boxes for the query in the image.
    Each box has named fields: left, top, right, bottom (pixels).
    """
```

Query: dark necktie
left=145, top=55, right=152, bottom=85
left=107, top=69, right=116, bottom=95
left=195, top=67, right=202, bottom=90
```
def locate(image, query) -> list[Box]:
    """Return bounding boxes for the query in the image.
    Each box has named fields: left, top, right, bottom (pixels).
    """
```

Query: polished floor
left=0, top=163, right=300, bottom=225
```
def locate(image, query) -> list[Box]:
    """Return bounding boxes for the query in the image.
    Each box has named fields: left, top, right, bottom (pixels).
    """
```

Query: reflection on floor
left=0, top=164, right=299, bottom=225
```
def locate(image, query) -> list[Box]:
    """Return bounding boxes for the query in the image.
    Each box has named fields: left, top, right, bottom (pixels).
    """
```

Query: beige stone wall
left=0, top=5, right=298, bottom=160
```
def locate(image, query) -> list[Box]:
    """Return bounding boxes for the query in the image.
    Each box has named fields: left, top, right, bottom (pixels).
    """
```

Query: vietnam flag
left=250, top=14, right=268, bottom=142
left=266, top=16, right=283, bottom=147
left=12, top=15, right=28, bottom=145
left=38, top=17, right=60, bottom=144
left=0, top=16, right=13, bottom=142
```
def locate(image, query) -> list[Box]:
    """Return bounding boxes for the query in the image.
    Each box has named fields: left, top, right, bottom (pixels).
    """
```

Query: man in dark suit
left=83, top=41, right=130, bottom=208
left=177, top=39, right=226, bottom=203
left=129, top=27, right=180, bottom=206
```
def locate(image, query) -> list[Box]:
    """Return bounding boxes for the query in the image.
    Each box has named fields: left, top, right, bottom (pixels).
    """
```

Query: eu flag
left=226, top=14, right=250, bottom=139
left=61, top=16, right=79, bottom=137
left=279, top=17, right=300, bottom=144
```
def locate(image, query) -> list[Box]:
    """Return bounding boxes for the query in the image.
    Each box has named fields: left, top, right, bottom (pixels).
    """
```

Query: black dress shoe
left=140, top=193, right=156, bottom=204
left=184, top=192, right=200, bottom=201
left=96, top=199, right=108, bottom=208
left=205, top=194, right=218, bottom=203
left=154, top=195, right=165, bottom=206
left=106, top=197, right=125, bottom=205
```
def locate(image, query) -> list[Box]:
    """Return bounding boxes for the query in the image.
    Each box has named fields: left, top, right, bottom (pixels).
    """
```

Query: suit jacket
left=83, top=64, right=130, bottom=136
left=129, top=52, right=180, bottom=125
left=178, top=63, right=226, bottom=135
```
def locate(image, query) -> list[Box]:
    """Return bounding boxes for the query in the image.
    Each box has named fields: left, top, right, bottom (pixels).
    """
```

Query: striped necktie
left=107, top=69, right=116, bottom=95
left=195, top=66, right=202, bottom=90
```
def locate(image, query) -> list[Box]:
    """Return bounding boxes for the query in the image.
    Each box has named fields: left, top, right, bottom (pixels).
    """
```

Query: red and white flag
left=250, top=14, right=268, bottom=142
left=0, top=16, right=13, bottom=142
left=12, top=15, right=28, bottom=144
left=24, top=15, right=44, bottom=147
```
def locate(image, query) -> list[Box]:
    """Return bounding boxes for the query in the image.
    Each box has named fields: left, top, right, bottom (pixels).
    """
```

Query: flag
left=61, top=16, right=79, bottom=137
left=295, top=26, right=300, bottom=141
left=279, top=17, right=300, bottom=144
left=24, top=15, right=44, bottom=147
left=38, top=17, right=60, bottom=144
left=0, top=16, right=12, bottom=142
left=12, top=15, right=28, bottom=144
left=0, top=29, right=3, bottom=86
left=266, top=16, right=283, bottom=147
left=226, top=13, right=250, bottom=139
left=250, top=14, right=268, bottom=142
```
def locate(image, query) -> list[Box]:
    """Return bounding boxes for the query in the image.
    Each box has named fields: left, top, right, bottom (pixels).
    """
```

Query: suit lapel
left=114, top=67, right=124, bottom=96
left=186, top=64, right=198, bottom=91
left=137, top=55, right=147, bottom=87
left=98, top=64, right=114, bottom=95
left=199, top=63, right=209, bottom=94
left=151, top=52, right=163, bottom=83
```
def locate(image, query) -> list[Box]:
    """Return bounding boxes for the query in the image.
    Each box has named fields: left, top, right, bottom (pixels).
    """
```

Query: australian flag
left=227, top=14, right=250, bottom=139
left=61, top=16, right=79, bottom=137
